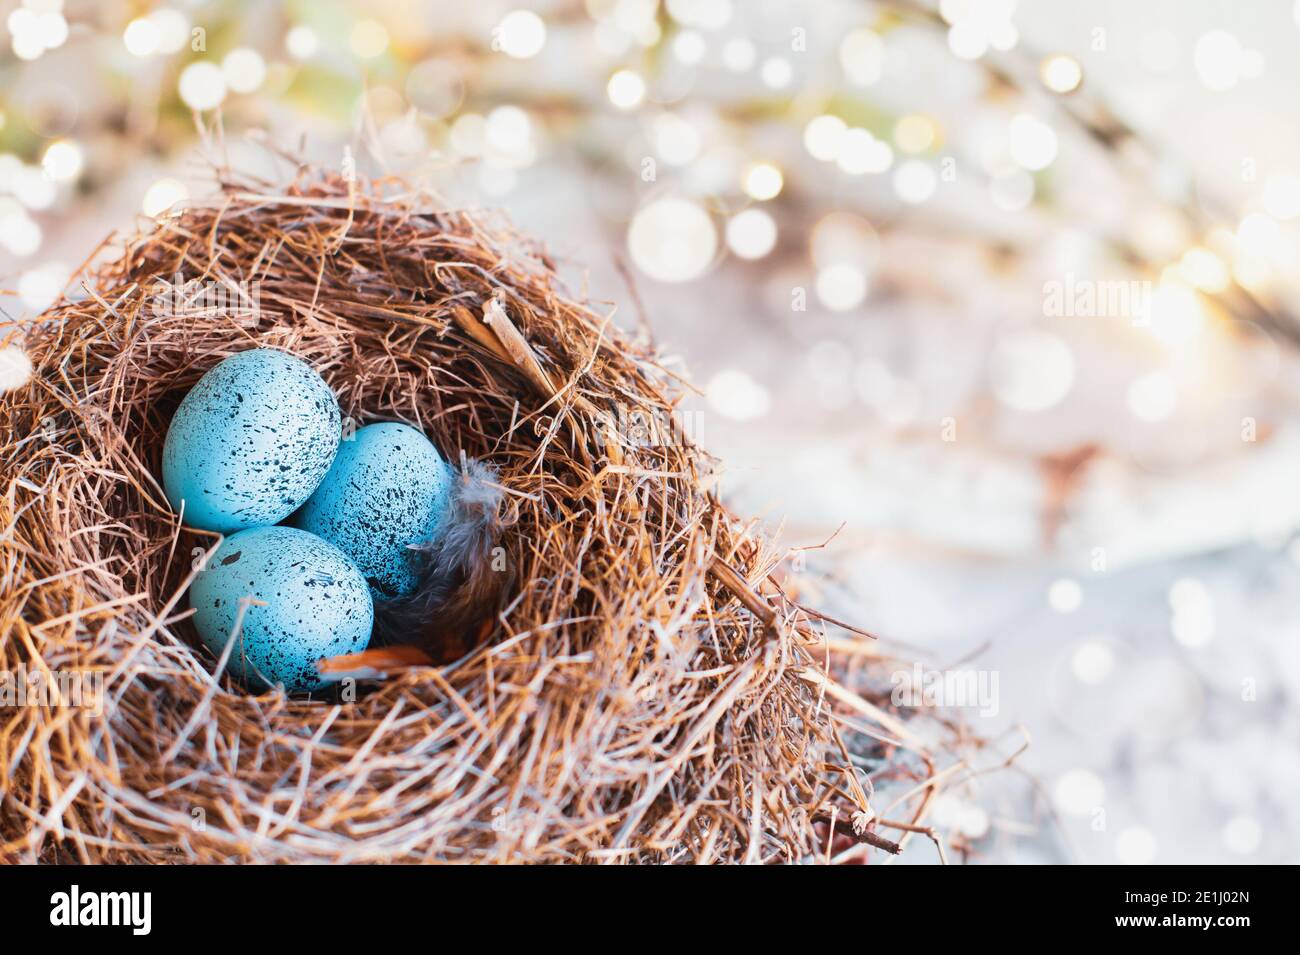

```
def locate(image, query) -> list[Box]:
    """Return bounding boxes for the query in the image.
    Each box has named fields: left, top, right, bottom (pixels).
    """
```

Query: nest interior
left=0, top=169, right=895, bottom=863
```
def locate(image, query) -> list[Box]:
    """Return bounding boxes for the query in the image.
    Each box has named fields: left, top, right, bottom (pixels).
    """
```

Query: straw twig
left=0, top=164, right=967, bottom=863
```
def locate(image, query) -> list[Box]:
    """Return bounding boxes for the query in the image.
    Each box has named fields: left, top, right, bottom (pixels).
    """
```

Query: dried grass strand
left=0, top=167, right=945, bottom=863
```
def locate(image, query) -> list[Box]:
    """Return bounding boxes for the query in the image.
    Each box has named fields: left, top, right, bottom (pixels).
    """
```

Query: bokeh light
left=40, top=139, right=82, bottom=183
left=1054, top=768, right=1105, bottom=816
left=725, top=208, right=777, bottom=260
left=1040, top=54, right=1083, bottom=93
left=1071, top=640, right=1115, bottom=684
left=223, top=49, right=267, bottom=95
left=1008, top=114, right=1058, bottom=170
left=350, top=19, right=390, bottom=60
left=142, top=178, right=188, bottom=217
left=607, top=69, right=646, bottom=110
left=627, top=197, right=717, bottom=282
left=178, top=62, right=227, bottom=111
left=741, top=161, right=783, bottom=201
left=815, top=264, right=868, bottom=311
left=803, top=115, right=847, bottom=162
left=892, top=160, right=936, bottom=203
left=496, top=10, right=547, bottom=59
left=1048, top=578, right=1083, bottom=613
left=707, top=368, right=771, bottom=422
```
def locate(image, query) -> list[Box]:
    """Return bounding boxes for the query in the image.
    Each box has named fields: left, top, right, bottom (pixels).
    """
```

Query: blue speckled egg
left=162, top=349, right=340, bottom=533
left=291, top=422, right=455, bottom=599
left=189, top=526, right=373, bottom=693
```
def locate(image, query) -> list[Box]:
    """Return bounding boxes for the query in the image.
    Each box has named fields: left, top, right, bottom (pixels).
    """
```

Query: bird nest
left=1, top=166, right=929, bottom=863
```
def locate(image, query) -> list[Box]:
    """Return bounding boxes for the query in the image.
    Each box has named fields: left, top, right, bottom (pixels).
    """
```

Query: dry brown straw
left=0, top=164, right=959, bottom=863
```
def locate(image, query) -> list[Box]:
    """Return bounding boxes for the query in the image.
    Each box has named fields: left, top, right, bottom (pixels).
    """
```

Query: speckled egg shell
left=189, top=526, right=373, bottom=693
left=162, top=349, right=341, bottom=533
left=291, top=422, right=455, bottom=599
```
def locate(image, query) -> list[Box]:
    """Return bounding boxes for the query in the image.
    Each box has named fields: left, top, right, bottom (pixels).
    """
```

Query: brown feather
left=317, top=645, right=436, bottom=680
left=370, top=456, right=510, bottom=662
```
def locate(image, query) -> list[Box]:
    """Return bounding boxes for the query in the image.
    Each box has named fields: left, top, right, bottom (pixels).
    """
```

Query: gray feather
left=372, top=455, right=509, bottom=657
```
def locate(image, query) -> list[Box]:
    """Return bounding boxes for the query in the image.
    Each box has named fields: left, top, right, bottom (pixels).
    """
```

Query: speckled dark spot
left=290, top=422, right=453, bottom=599
left=188, top=525, right=372, bottom=694
left=161, top=349, right=341, bottom=534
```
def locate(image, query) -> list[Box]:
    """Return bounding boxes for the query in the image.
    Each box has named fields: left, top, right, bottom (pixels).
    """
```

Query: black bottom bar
left=0, top=863, right=1275, bottom=941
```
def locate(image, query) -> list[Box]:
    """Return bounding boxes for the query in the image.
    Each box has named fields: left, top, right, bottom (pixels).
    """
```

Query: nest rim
left=0, top=165, right=919, bottom=864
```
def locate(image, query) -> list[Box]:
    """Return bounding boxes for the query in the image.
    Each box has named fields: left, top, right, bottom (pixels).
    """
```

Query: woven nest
left=1, top=166, right=927, bottom=864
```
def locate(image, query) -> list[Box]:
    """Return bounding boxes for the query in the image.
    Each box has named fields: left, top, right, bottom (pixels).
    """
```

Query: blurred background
left=3, top=0, right=1299, bottom=863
